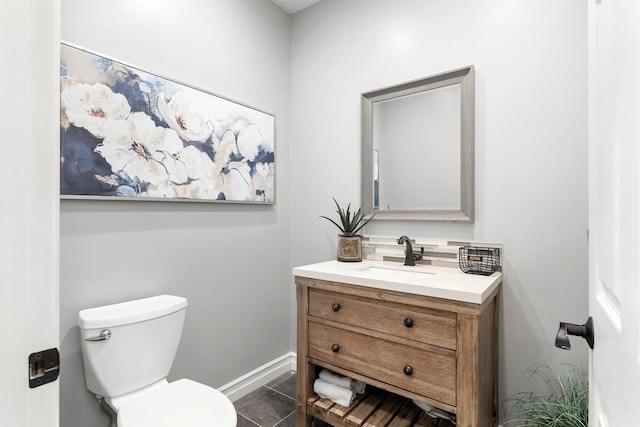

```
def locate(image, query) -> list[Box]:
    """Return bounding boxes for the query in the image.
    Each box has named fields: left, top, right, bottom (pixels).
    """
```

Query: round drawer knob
left=404, top=317, right=414, bottom=328
left=403, top=365, right=413, bottom=376
left=331, top=344, right=341, bottom=353
left=332, top=303, right=341, bottom=312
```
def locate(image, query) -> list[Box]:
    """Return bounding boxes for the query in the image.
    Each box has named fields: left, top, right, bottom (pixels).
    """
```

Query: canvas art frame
left=60, top=42, right=275, bottom=204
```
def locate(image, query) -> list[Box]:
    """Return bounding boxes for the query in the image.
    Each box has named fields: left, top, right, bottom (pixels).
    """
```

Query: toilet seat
left=117, top=379, right=237, bottom=427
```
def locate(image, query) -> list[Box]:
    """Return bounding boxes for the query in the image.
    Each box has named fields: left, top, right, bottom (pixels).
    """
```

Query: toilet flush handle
left=85, top=329, right=111, bottom=342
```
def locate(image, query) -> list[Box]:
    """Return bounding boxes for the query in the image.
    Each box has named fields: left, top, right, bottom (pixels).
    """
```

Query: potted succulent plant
left=321, top=198, right=375, bottom=262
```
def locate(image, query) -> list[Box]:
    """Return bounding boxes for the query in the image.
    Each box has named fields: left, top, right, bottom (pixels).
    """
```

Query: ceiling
left=271, top=0, right=322, bottom=14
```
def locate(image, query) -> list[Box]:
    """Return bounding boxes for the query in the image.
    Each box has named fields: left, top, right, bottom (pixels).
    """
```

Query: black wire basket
left=458, top=246, right=501, bottom=276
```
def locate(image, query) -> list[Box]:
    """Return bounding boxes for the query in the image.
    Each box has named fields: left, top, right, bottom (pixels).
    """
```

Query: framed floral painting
left=60, top=42, right=275, bottom=203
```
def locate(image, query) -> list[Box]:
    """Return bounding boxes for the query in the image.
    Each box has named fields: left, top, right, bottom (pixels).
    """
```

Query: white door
left=588, top=0, right=640, bottom=425
left=0, top=0, right=60, bottom=426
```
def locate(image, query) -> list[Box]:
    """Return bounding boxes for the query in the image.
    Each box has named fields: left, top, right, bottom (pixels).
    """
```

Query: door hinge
left=28, top=348, right=59, bottom=388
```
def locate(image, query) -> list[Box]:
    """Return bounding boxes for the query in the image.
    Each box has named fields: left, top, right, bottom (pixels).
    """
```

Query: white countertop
left=293, top=260, right=502, bottom=304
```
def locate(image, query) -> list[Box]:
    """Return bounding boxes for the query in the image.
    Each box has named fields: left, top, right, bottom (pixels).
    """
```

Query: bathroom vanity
left=294, top=260, right=501, bottom=427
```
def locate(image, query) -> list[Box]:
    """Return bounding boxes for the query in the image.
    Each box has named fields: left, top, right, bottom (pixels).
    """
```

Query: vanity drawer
left=308, top=320, right=456, bottom=406
left=308, top=288, right=457, bottom=350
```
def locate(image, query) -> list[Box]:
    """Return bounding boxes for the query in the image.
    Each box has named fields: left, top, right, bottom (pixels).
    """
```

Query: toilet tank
left=78, top=295, right=188, bottom=398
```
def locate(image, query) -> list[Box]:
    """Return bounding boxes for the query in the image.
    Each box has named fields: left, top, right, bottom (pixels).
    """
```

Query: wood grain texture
left=478, top=294, right=499, bottom=426
left=344, top=389, right=387, bottom=426
left=296, top=276, right=483, bottom=315
left=310, top=317, right=455, bottom=358
left=309, top=359, right=457, bottom=414
left=456, top=299, right=498, bottom=427
left=386, top=400, right=423, bottom=427
left=309, top=288, right=457, bottom=350
left=296, top=276, right=500, bottom=427
left=296, top=284, right=313, bottom=427
left=308, top=387, right=455, bottom=427
left=362, top=393, right=404, bottom=427
left=456, top=313, right=479, bottom=426
left=309, top=320, right=456, bottom=406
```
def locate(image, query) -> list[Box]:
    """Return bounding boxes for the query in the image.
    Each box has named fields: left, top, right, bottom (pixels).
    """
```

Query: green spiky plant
left=504, top=364, right=588, bottom=427
left=320, top=198, right=375, bottom=237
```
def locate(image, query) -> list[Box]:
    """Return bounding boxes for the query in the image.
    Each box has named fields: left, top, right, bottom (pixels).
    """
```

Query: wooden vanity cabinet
left=295, top=276, right=500, bottom=427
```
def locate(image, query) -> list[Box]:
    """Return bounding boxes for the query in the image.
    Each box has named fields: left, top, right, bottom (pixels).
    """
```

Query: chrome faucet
left=397, top=236, right=423, bottom=266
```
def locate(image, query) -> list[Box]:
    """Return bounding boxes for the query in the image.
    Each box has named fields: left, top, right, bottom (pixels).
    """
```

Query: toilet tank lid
left=78, top=295, right=188, bottom=329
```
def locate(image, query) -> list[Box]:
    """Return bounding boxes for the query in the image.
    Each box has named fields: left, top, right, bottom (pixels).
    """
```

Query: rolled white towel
left=319, top=369, right=367, bottom=394
left=313, top=378, right=355, bottom=407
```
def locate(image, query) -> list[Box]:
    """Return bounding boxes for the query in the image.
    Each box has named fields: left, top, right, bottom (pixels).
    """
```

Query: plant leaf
left=332, top=197, right=348, bottom=229
left=344, top=202, right=352, bottom=229
left=348, top=208, right=362, bottom=232
left=353, top=212, right=375, bottom=235
left=503, top=364, right=587, bottom=427
left=322, top=198, right=375, bottom=235
left=320, top=215, right=345, bottom=233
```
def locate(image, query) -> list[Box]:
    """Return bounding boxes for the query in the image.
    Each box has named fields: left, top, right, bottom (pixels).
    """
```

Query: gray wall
left=59, top=0, right=590, bottom=425
left=59, top=1, right=292, bottom=426
left=289, top=0, right=589, bottom=416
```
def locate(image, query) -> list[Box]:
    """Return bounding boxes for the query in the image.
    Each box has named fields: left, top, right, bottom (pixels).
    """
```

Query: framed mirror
left=361, top=65, right=475, bottom=221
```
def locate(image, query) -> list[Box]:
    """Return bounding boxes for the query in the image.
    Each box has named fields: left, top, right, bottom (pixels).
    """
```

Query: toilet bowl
left=117, top=379, right=236, bottom=427
left=78, top=295, right=236, bottom=427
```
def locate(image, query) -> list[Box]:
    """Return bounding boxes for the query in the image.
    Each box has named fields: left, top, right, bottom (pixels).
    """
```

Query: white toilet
left=78, top=295, right=237, bottom=427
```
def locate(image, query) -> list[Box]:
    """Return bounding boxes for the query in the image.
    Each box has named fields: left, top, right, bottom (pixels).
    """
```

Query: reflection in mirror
left=373, top=84, right=461, bottom=211
left=361, top=65, right=474, bottom=221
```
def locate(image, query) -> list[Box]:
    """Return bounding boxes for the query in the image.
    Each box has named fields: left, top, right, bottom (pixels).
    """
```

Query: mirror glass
left=361, top=66, right=474, bottom=221
left=373, top=84, right=461, bottom=211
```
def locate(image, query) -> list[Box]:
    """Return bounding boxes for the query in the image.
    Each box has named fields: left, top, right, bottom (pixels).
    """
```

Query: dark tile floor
left=233, top=371, right=333, bottom=427
left=233, top=371, right=297, bottom=427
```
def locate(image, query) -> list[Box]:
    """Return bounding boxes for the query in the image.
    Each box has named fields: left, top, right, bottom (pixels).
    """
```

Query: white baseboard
left=218, top=352, right=297, bottom=402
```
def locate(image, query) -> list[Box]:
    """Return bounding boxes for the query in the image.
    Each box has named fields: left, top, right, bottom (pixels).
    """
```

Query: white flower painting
left=60, top=43, right=275, bottom=203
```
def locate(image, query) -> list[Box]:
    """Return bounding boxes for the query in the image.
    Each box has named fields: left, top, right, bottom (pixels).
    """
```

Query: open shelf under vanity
left=308, top=386, right=455, bottom=427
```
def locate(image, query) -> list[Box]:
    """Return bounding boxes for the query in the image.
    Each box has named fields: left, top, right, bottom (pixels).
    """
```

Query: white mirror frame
left=361, top=65, right=475, bottom=222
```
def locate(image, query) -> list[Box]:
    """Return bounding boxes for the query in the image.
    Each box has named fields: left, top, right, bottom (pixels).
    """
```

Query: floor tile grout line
left=235, top=374, right=297, bottom=427
left=264, top=385, right=295, bottom=401
left=272, top=411, right=295, bottom=427
left=238, top=413, right=262, bottom=427
left=235, top=384, right=296, bottom=427
left=267, top=372, right=296, bottom=389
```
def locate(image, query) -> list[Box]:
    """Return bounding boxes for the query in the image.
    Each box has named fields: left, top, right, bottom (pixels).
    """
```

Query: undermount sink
left=356, top=266, right=435, bottom=281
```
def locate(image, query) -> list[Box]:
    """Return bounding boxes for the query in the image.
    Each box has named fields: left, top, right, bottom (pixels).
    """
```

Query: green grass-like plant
left=320, top=197, right=374, bottom=237
left=504, top=364, right=588, bottom=427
